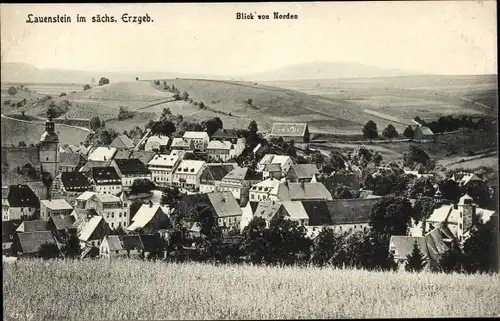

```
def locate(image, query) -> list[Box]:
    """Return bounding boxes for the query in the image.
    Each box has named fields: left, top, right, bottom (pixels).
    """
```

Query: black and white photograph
left=1, top=2, right=498, bottom=319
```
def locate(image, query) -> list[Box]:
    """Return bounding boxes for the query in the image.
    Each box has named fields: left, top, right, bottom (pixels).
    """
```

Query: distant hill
left=0, top=62, right=230, bottom=84
left=242, top=61, right=424, bottom=81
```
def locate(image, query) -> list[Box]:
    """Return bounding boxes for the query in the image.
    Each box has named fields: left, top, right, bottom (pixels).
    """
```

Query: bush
left=98, top=77, right=110, bottom=86
left=83, top=84, right=91, bottom=91
left=8, top=86, right=17, bottom=96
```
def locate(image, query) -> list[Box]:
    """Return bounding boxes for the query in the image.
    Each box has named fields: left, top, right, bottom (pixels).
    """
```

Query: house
left=257, top=154, right=294, bottom=175
left=87, top=146, right=117, bottom=162
left=243, top=199, right=310, bottom=230
left=112, top=158, right=152, bottom=188
left=240, top=201, right=259, bottom=232
left=413, top=126, right=434, bottom=141
left=208, top=192, right=243, bottom=230
left=2, top=221, right=18, bottom=255
left=100, top=234, right=144, bottom=259
left=270, top=122, right=310, bottom=143
left=66, top=143, right=89, bottom=156
left=206, top=141, right=233, bottom=162
left=40, top=198, right=74, bottom=220
left=52, top=171, right=92, bottom=196
left=273, top=181, right=333, bottom=202
left=113, top=150, right=156, bottom=165
left=249, top=178, right=282, bottom=202
left=183, top=131, right=210, bottom=150
left=83, top=192, right=130, bottom=230
left=126, top=204, right=170, bottom=233
left=109, top=135, right=135, bottom=150
left=263, top=163, right=283, bottom=180
left=59, top=152, right=84, bottom=172
left=47, top=214, right=77, bottom=233
left=452, top=172, right=483, bottom=188
left=253, top=200, right=289, bottom=227
left=199, top=164, right=236, bottom=193
left=424, top=194, right=496, bottom=242
left=172, top=160, right=206, bottom=190
left=282, top=201, right=310, bottom=226
left=220, top=167, right=262, bottom=205
left=78, top=160, right=112, bottom=174
left=13, top=231, right=59, bottom=258
left=287, top=164, right=320, bottom=183
left=389, top=236, right=430, bottom=271
left=145, top=135, right=170, bottom=152
left=211, top=129, right=239, bottom=143
left=88, top=167, right=122, bottom=195
left=2, top=184, right=39, bottom=221
left=26, top=180, right=49, bottom=201
left=147, top=154, right=182, bottom=185
left=16, top=220, right=49, bottom=233
left=170, top=137, right=193, bottom=151
left=75, top=191, right=98, bottom=209
left=78, top=215, right=111, bottom=248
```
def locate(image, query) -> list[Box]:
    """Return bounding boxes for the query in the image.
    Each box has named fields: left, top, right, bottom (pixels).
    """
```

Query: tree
left=161, top=107, right=172, bottom=118
left=202, top=118, right=223, bottom=136
left=438, top=179, right=461, bottom=203
left=369, top=196, right=413, bottom=236
left=192, top=204, right=218, bottom=239
left=403, top=126, right=414, bottom=139
left=60, top=233, right=81, bottom=259
left=160, top=186, right=181, bottom=207
left=199, top=101, right=205, bottom=109
left=118, top=106, right=134, bottom=120
left=439, top=246, right=464, bottom=273
left=358, top=231, right=398, bottom=271
left=362, top=120, right=378, bottom=141
left=150, top=120, right=176, bottom=136
left=240, top=216, right=270, bottom=264
left=412, top=196, right=436, bottom=224
left=266, top=216, right=312, bottom=266
left=130, top=200, right=143, bottom=218
left=110, top=226, right=127, bottom=235
left=247, top=98, right=253, bottom=105
left=89, top=116, right=103, bottom=131
left=372, top=152, right=383, bottom=167
left=83, top=84, right=91, bottom=91
left=181, top=91, right=189, bottom=101
left=405, top=241, right=427, bottom=272
left=382, top=124, right=399, bottom=141
left=332, top=186, right=353, bottom=199
left=8, top=86, right=18, bottom=96
left=18, top=141, right=27, bottom=147
left=130, top=179, right=155, bottom=195
left=466, top=182, right=492, bottom=209
left=406, top=176, right=436, bottom=198
left=38, top=242, right=60, bottom=260
left=98, top=77, right=110, bottom=86
left=311, top=227, right=340, bottom=267
left=462, top=220, right=498, bottom=274
left=404, top=145, right=432, bottom=169
left=248, top=120, right=258, bottom=134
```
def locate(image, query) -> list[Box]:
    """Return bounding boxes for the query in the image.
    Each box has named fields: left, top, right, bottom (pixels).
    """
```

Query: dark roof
left=59, top=152, right=81, bottom=167
left=200, top=164, right=235, bottom=181
left=49, top=215, right=76, bottom=231
left=114, top=158, right=151, bottom=175
left=222, top=167, right=262, bottom=181
left=79, top=160, right=111, bottom=173
left=17, top=231, right=57, bottom=254
left=90, top=167, right=121, bottom=184
left=248, top=201, right=259, bottom=214
left=211, top=129, right=239, bottom=140
left=113, top=149, right=132, bottom=160
left=2, top=221, right=18, bottom=243
left=288, top=164, right=319, bottom=180
left=139, top=234, right=160, bottom=251
left=60, top=172, right=91, bottom=191
left=178, top=194, right=216, bottom=221
left=301, top=201, right=333, bottom=226
left=326, top=198, right=378, bottom=224
left=17, top=220, right=49, bottom=233
left=121, top=234, right=144, bottom=251
left=114, top=150, right=155, bottom=165
left=4, top=184, right=39, bottom=207
left=110, top=135, right=135, bottom=149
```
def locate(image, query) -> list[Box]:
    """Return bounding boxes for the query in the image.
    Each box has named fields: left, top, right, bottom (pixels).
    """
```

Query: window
left=459, top=223, right=462, bottom=230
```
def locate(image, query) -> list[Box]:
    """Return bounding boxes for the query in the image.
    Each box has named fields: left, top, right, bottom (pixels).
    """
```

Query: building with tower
left=39, top=107, right=60, bottom=179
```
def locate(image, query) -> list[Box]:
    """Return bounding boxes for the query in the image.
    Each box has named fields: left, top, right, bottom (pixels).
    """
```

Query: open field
left=0, top=115, right=90, bottom=146
left=3, top=259, right=499, bottom=320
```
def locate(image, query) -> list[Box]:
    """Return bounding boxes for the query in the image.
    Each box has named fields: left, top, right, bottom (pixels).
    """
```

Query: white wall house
left=172, top=160, right=206, bottom=190
left=84, top=193, right=130, bottom=230
left=147, top=154, right=181, bottom=185
left=145, top=135, right=170, bottom=152
left=257, top=154, right=294, bottom=175
left=112, top=159, right=152, bottom=188
left=183, top=132, right=210, bottom=151
left=2, top=185, right=39, bottom=221
left=249, top=178, right=281, bottom=202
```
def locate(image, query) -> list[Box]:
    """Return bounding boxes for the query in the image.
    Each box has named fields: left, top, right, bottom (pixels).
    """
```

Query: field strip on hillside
left=1, top=113, right=92, bottom=133
left=362, top=109, right=410, bottom=125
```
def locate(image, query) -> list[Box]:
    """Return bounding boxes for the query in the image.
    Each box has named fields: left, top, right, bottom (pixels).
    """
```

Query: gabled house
left=78, top=215, right=112, bottom=248
left=13, top=231, right=60, bottom=258
left=249, top=178, right=282, bottom=202
left=206, top=140, right=234, bottom=162
left=257, top=154, right=294, bottom=175
left=263, top=163, right=283, bottom=180
left=100, top=234, right=144, bottom=259
left=199, top=163, right=236, bottom=193
left=126, top=204, right=170, bottom=234
left=452, top=172, right=483, bottom=188
left=211, top=129, right=239, bottom=143
left=52, top=171, right=92, bottom=196
left=84, top=193, right=130, bottom=230
left=48, top=214, right=77, bottom=233
left=16, top=220, right=49, bottom=233
left=2, top=221, right=18, bottom=255
left=208, top=192, right=243, bottom=230
left=59, top=152, right=85, bottom=172
left=109, top=135, right=136, bottom=150
left=40, top=198, right=74, bottom=220
left=111, top=158, right=152, bottom=188
left=2, top=184, right=40, bottom=221
left=87, top=167, right=122, bottom=195
left=274, top=181, right=333, bottom=202
left=183, top=131, right=210, bottom=150
left=147, top=154, right=181, bottom=185
left=170, top=137, right=194, bottom=151
left=145, top=135, right=170, bottom=152
left=270, top=122, right=310, bottom=143
left=287, top=164, right=320, bottom=183
left=220, top=167, right=262, bottom=205
left=252, top=200, right=289, bottom=227
left=413, top=126, right=434, bottom=141
left=87, top=146, right=117, bottom=162
left=171, top=160, right=206, bottom=190
left=240, top=201, right=259, bottom=232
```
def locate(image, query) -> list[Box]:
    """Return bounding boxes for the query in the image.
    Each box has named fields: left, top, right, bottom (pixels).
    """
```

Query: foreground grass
left=3, top=259, right=500, bottom=320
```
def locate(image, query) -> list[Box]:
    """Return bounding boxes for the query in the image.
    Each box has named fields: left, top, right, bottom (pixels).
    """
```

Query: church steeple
left=40, top=105, right=59, bottom=143
left=39, top=105, right=60, bottom=178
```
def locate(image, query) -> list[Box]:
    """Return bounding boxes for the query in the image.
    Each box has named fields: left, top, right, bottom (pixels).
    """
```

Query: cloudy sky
left=1, top=2, right=497, bottom=75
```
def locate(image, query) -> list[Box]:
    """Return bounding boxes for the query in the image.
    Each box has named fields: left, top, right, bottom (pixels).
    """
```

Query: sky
left=0, top=2, right=497, bottom=76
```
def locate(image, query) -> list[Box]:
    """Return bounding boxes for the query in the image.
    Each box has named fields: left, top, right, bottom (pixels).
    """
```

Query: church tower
left=39, top=106, right=60, bottom=178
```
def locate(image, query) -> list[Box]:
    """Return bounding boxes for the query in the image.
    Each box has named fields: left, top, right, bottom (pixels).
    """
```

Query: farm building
left=413, top=126, right=434, bottom=141
left=270, top=122, right=310, bottom=143
left=199, top=163, right=236, bottom=194
left=127, top=204, right=170, bottom=233
left=145, top=135, right=170, bottom=152
left=40, top=198, right=74, bottom=220
left=109, top=135, right=135, bottom=150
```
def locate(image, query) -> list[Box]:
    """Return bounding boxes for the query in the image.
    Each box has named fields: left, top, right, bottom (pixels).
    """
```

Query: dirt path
left=1, top=114, right=93, bottom=133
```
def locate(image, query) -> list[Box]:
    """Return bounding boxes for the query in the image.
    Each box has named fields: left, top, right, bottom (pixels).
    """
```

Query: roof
left=276, top=182, right=333, bottom=201
left=79, top=160, right=112, bottom=173
left=301, top=201, right=334, bottom=226
left=41, top=198, right=73, bottom=210
left=358, top=189, right=374, bottom=199
left=110, top=135, right=135, bottom=149
left=173, top=160, right=205, bottom=175
left=103, top=235, right=123, bottom=251
left=129, top=151, right=156, bottom=165
left=459, top=174, right=482, bottom=186
left=90, top=167, right=121, bottom=184
left=127, top=204, right=166, bottom=231
left=200, top=164, right=235, bottom=182
left=146, top=135, right=170, bottom=146
left=254, top=200, right=283, bottom=221
left=270, top=123, right=308, bottom=137
left=183, top=131, right=209, bottom=140
left=223, top=167, right=262, bottom=182
left=288, top=164, right=320, bottom=180
left=88, top=146, right=117, bottom=162
left=49, top=215, right=76, bottom=230
left=416, top=126, right=434, bottom=136
left=251, top=178, right=282, bottom=194
left=17, top=231, right=57, bottom=254
left=2, top=221, right=17, bottom=243
left=207, top=192, right=242, bottom=218
left=282, top=201, right=309, bottom=220
left=67, top=144, right=88, bottom=155
left=114, top=158, right=151, bottom=175
left=94, top=193, right=121, bottom=203
left=60, top=172, right=91, bottom=190
left=326, top=198, right=377, bottom=224
left=211, top=129, right=238, bottom=140
left=76, top=191, right=96, bottom=201
left=79, top=216, right=104, bottom=241
left=59, top=152, right=81, bottom=167
left=390, top=236, right=429, bottom=260
left=171, top=138, right=191, bottom=148
left=207, top=140, right=233, bottom=150
left=121, top=234, right=144, bottom=251
left=3, top=184, right=39, bottom=207
left=17, top=220, right=49, bottom=233
left=264, top=163, right=282, bottom=172
left=148, top=154, right=180, bottom=167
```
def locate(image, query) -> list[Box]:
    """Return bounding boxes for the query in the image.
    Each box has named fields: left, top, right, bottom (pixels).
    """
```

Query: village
left=2, top=105, right=498, bottom=273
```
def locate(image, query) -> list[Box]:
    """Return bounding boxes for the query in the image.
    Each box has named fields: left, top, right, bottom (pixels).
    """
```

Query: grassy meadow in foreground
left=3, top=259, right=500, bottom=320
